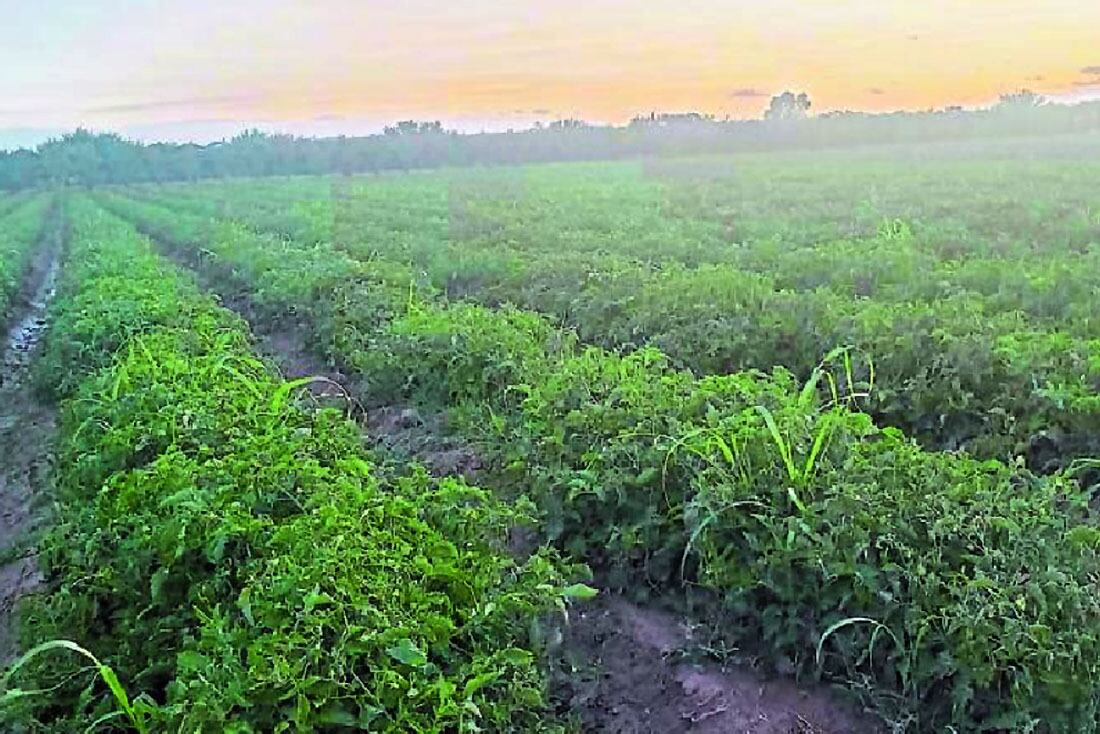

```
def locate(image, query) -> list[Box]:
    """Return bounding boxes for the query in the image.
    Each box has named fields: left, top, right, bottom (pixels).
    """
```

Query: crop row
left=126, top=146, right=1100, bottom=264
left=0, top=190, right=34, bottom=219
left=0, top=196, right=52, bottom=319
left=101, top=189, right=1100, bottom=475
left=124, top=154, right=1100, bottom=313
left=126, top=166, right=1100, bottom=334
left=5, top=196, right=581, bottom=732
left=98, top=190, right=1100, bottom=730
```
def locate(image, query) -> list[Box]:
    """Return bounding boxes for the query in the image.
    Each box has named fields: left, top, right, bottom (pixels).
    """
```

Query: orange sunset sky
left=1, top=0, right=1099, bottom=147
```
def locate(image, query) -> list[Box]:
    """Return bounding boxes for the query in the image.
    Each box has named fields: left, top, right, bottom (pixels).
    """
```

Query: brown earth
left=558, top=596, right=884, bottom=734
left=0, top=230, right=61, bottom=666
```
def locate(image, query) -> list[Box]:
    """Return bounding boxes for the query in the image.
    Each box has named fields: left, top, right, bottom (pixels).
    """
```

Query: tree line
left=1, top=92, right=1097, bottom=190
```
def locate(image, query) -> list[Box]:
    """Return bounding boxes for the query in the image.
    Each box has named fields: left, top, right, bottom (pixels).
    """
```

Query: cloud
left=868, top=87, right=886, bottom=95
left=729, top=88, right=767, bottom=99
left=1027, top=75, right=1045, bottom=82
left=85, top=95, right=261, bottom=115
left=1082, top=65, right=1100, bottom=75
left=1074, top=80, right=1100, bottom=88
left=0, top=104, right=57, bottom=118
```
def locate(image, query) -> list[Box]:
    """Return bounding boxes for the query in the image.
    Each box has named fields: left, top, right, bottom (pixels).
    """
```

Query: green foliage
left=115, top=152, right=1100, bottom=470
left=487, top=342, right=1100, bottom=729
left=80, top=150, right=1100, bottom=730
left=174, top=475, right=568, bottom=732
left=0, top=195, right=51, bottom=318
left=356, top=302, right=572, bottom=407
left=4, top=198, right=579, bottom=732
left=685, top=414, right=1100, bottom=730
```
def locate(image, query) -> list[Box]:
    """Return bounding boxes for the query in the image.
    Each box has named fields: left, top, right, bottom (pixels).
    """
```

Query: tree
left=996, top=89, right=1046, bottom=110
left=628, top=112, right=714, bottom=128
left=37, top=129, right=141, bottom=186
left=383, top=120, right=445, bottom=136
left=547, top=119, right=588, bottom=130
left=765, top=91, right=812, bottom=121
left=2, top=99, right=1100, bottom=190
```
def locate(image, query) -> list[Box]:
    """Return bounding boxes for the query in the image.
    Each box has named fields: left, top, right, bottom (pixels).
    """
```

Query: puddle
left=1, top=250, right=59, bottom=388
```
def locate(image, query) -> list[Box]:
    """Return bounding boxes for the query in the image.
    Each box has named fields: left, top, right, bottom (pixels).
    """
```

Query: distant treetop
left=1, top=96, right=1098, bottom=189
left=765, top=92, right=812, bottom=120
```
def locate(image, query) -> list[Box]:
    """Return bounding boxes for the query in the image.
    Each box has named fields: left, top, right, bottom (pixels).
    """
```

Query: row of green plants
left=0, top=191, right=34, bottom=219
left=101, top=189, right=1100, bottom=731
left=127, top=146, right=1100, bottom=266
left=658, top=151, right=1100, bottom=258
left=124, top=164, right=732, bottom=266
left=103, top=188, right=1100, bottom=473
left=139, top=160, right=1100, bottom=326
left=0, top=195, right=51, bottom=319
left=150, top=175, right=1100, bottom=337
left=1, top=197, right=585, bottom=732
left=126, top=153, right=1100, bottom=305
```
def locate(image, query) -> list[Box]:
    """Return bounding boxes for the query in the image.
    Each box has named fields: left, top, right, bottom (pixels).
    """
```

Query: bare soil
left=0, top=233, right=61, bottom=666
left=557, top=596, right=883, bottom=733
left=365, top=405, right=483, bottom=479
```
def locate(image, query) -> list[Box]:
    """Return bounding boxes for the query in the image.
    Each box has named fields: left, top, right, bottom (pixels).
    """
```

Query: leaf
left=815, top=616, right=901, bottom=669
left=561, top=583, right=599, bottom=600
left=238, top=587, right=255, bottom=626
left=303, top=589, right=333, bottom=612
left=318, top=706, right=359, bottom=726
left=176, top=650, right=209, bottom=671
left=386, top=638, right=428, bottom=668
left=0, top=688, right=36, bottom=705
left=463, top=671, right=500, bottom=699
left=496, top=647, right=534, bottom=667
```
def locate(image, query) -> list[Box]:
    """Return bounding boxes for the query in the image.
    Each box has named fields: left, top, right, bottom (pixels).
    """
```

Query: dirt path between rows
left=154, top=243, right=482, bottom=478
left=147, top=228, right=881, bottom=733
left=558, top=596, right=882, bottom=733
left=0, top=215, right=62, bottom=666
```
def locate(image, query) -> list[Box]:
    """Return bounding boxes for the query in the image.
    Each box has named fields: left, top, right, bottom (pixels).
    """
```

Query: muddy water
left=0, top=234, right=61, bottom=666
left=0, top=250, right=59, bottom=389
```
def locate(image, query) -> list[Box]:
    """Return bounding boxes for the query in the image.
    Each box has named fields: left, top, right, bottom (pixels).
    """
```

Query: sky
left=2, top=0, right=1099, bottom=149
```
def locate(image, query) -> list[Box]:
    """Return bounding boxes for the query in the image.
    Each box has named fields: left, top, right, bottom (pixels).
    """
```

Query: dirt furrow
left=152, top=243, right=483, bottom=478
left=0, top=211, right=63, bottom=666
left=558, top=597, right=881, bottom=733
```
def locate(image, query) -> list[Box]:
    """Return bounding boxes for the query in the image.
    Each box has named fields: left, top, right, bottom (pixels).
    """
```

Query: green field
left=4, top=137, right=1100, bottom=731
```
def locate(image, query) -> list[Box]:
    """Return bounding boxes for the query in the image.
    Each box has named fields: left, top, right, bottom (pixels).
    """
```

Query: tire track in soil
left=146, top=228, right=880, bottom=734
left=0, top=212, right=62, bottom=666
